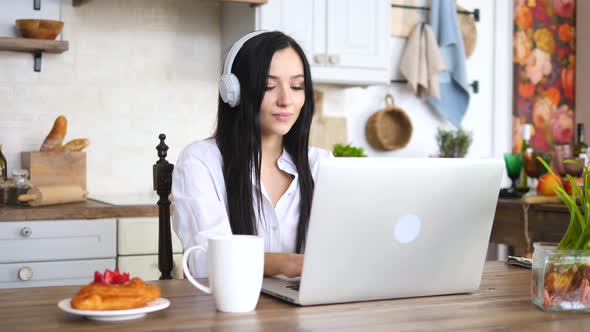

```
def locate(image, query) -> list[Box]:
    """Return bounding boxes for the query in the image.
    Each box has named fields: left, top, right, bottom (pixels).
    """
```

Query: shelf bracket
left=391, top=79, right=480, bottom=94
left=34, top=0, right=41, bottom=10
left=34, top=51, right=42, bottom=72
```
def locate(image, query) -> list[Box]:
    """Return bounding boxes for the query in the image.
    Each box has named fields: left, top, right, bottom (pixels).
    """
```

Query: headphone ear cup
left=219, top=73, right=241, bottom=107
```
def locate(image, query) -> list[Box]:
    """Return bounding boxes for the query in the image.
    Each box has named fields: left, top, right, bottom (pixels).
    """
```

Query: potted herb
left=332, top=143, right=367, bottom=157
left=435, top=127, right=473, bottom=158
left=532, top=157, right=590, bottom=311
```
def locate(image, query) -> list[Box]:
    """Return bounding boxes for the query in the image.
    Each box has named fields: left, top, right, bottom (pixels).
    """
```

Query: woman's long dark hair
left=215, top=31, right=314, bottom=253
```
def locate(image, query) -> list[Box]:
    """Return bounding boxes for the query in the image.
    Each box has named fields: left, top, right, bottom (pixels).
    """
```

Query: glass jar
left=532, top=242, right=590, bottom=311
left=6, top=169, right=30, bottom=207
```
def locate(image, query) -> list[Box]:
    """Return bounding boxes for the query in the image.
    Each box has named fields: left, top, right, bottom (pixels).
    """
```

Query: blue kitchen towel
left=427, top=0, right=470, bottom=128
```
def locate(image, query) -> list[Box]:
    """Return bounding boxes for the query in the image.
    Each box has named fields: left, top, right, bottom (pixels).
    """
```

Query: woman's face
left=259, top=47, right=306, bottom=138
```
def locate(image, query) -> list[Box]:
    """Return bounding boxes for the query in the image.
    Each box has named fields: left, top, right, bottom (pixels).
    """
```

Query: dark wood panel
left=492, top=198, right=570, bottom=256
left=0, top=37, right=68, bottom=53
left=0, top=199, right=158, bottom=221
left=0, top=262, right=586, bottom=331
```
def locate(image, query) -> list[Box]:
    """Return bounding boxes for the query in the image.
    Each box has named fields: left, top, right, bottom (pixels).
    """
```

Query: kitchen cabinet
left=117, top=217, right=184, bottom=281
left=0, top=218, right=117, bottom=288
left=222, top=0, right=391, bottom=85
left=0, top=259, right=115, bottom=289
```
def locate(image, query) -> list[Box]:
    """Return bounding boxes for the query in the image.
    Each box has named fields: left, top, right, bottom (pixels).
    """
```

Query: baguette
left=40, top=115, right=67, bottom=152
left=63, top=138, right=90, bottom=152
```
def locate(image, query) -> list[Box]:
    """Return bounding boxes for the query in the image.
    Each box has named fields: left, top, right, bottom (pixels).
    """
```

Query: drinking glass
left=501, top=153, right=523, bottom=197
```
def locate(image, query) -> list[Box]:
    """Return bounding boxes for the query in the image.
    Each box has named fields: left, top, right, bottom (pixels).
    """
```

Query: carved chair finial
left=156, top=133, right=169, bottom=164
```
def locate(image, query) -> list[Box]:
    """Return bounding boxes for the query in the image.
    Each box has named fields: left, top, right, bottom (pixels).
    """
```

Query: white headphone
left=219, top=30, right=268, bottom=108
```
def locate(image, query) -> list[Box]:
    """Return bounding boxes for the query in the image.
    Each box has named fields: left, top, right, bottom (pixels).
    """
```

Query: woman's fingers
left=282, top=254, right=304, bottom=278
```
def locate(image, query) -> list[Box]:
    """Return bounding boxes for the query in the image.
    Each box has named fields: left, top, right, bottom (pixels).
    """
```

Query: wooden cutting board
left=309, top=90, right=348, bottom=151
left=21, top=151, right=86, bottom=189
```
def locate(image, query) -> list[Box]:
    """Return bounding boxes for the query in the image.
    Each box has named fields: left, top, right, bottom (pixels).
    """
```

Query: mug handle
left=182, top=245, right=212, bottom=294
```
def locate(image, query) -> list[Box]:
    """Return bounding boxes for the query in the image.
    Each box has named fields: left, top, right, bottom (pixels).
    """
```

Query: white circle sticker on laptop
left=395, top=215, right=421, bottom=243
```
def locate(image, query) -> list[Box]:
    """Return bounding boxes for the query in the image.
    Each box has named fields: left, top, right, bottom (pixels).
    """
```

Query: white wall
left=319, top=0, right=512, bottom=162
left=0, top=0, right=221, bottom=196
left=0, top=0, right=512, bottom=196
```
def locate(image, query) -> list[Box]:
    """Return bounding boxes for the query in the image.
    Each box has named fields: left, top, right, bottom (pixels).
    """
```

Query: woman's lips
left=272, top=113, right=293, bottom=122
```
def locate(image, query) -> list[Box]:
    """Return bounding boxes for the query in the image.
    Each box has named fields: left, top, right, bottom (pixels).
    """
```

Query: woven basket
left=365, top=94, right=413, bottom=151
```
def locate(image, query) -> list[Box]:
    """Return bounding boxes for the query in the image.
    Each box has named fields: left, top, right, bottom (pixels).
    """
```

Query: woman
left=172, top=31, right=331, bottom=279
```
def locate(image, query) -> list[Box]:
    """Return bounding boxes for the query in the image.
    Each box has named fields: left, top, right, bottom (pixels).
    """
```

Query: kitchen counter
left=0, top=198, right=159, bottom=222
left=1, top=262, right=585, bottom=331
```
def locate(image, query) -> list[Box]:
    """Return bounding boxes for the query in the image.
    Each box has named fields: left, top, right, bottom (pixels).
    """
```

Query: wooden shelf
left=73, top=0, right=268, bottom=6
left=0, top=37, right=68, bottom=54
left=222, top=0, right=268, bottom=3
left=72, top=0, right=92, bottom=6
left=0, top=37, right=69, bottom=72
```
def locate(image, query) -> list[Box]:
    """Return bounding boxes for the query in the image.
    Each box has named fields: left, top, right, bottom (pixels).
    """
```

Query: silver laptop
left=262, top=157, right=503, bottom=305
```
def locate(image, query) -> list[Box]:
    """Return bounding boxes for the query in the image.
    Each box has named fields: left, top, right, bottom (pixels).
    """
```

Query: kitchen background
left=0, top=0, right=586, bottom=198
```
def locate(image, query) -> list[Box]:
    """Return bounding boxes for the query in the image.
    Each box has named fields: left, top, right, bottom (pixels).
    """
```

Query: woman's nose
left=276, top=84, right=293, bottom=106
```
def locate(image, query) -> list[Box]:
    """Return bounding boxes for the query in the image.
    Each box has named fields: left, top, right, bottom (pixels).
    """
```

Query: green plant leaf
left=538, top=156, right=586, bottom=242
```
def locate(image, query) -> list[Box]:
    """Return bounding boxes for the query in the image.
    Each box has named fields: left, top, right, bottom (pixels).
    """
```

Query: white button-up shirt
left=172, top=138, right=332, bottom=277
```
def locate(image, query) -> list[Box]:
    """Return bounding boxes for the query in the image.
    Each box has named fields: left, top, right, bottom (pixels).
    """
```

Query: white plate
left=57, top=297, right=170, bottom=321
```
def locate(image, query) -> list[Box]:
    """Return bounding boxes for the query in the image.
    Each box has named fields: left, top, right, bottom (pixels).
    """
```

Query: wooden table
left=0, top=199, right=158, bottom=221
left=491, top=199, right=570, bottom=256
left=1, top=262, right=588, bottom=331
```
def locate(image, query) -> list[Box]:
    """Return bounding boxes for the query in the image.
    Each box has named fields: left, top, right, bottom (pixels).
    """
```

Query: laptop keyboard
left=286, top=282, right=300, bottom=292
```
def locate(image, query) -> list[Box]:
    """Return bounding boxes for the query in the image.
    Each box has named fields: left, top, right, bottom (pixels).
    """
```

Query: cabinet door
left=117, top=217, right=183, bottom=255
left=117, top=254, right=183, bottom=281
left=325, top=0, right=389, bottom=70
left=0, top=258, right=115, bottom=289
left=0, top=219, right=116, bottom=263
left=257, top=0, right=325, bottom=67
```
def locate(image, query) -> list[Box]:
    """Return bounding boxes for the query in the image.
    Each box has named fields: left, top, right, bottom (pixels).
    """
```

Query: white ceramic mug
left=182, top=235, right=264, bottom=313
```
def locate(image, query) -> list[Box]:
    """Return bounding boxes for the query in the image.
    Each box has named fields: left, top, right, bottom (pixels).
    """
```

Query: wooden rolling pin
left=18, top=185, right=88, bottom=207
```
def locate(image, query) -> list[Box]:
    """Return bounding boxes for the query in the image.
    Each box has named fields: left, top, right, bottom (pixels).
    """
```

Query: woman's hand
left=264, top=253, right=303, bottom=278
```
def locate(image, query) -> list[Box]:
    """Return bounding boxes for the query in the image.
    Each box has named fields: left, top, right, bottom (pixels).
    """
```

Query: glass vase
left=532, top=242, right=590, bottom=311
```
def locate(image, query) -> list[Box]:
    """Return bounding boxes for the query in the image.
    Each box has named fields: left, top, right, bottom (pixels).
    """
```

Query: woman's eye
left=265, top=86, right=276, bottom=91
left=291, top=86, right=304, bottom=91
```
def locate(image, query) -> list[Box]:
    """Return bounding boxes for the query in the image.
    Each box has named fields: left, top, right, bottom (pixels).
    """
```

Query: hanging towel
left=427, top=0, right=470, bottom=128
left=400, top=22, right=446, bottom=99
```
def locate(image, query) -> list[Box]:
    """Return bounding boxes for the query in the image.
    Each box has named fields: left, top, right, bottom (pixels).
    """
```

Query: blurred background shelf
left=0, top=37, right=68, bottom=53
left=73, top=0, right=268, bottom=6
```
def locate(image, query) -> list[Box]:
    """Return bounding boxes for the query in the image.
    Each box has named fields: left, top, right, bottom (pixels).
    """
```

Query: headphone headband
left=219, top=30, right=267, bottom=107
left=222, top=30, right=267, bottom=76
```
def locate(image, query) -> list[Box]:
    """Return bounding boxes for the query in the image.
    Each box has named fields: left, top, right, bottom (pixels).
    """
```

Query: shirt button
left=272, top=225, right=278, bottom=231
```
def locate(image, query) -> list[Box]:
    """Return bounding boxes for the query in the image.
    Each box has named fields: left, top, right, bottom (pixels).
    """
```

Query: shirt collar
left=277, top=149, right=297, bottom=176
left=251, top=148, right=298, bottom=188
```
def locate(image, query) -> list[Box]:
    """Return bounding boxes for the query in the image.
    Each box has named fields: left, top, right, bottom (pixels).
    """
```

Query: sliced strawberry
left=113, top=272, right=126, bottom=284
left=103, top=269, right=115, bottom=284
left=94, top=269, right=131, bottom=285
left=94, top=271, right=103, bottom=283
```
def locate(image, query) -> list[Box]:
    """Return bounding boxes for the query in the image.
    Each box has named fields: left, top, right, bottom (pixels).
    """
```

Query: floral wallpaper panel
left=512, top=0, right=576, bottom=153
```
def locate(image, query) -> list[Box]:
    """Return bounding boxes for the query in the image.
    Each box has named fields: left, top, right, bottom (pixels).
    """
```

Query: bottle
left=574, top=123, right=588, bottom=159
left=7, top=169, right=30, bottom=207
left=518, top=124, right=532, bottom=192
left=0, top=144, right=6, bottom=181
